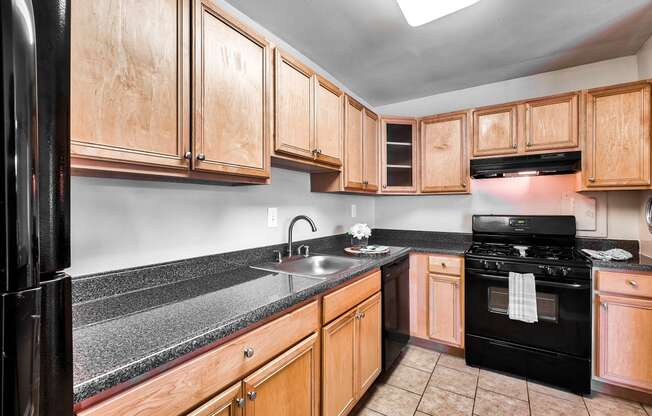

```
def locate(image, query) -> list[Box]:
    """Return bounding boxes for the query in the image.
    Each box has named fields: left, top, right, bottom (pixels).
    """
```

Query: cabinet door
left=597, top=294, right=652, bottom=392
left=363, top=109, right=380, bottom=192
left=428, top=274, right=461, bottom=347
left=274, top=50, right=315, bottom=160
left=421, top=112, right=468, bottom=193
left=315, top=76, right=343, bottom=166
left=71, top=0, right=190, bottom=169
left=344, top=96, right=365, bottom=190
left=524, top=93, right=579, bottom=152
left=585, top=82, right=651, bottom=188
left=193, top=1, right=270, bottom=178
left=322, top=310, right=357, bottom=416
left=356, top=293, right=382, bottom=397
left=472, top=104, right=518, bottom=157
left=243, top=333, right=319, bottom=416
left=186, top=383, right=243, bottom=416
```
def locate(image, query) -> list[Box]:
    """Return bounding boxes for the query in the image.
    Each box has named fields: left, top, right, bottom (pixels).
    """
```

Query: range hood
left=470, top=151, right=581, bottom=179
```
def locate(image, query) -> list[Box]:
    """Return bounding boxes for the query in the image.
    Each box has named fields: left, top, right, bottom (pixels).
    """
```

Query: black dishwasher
left=381, top=256, right=410, bottom=370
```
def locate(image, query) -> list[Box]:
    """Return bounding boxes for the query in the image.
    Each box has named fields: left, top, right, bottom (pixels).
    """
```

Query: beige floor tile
left=365, top=383, right=421, bottom=416
left=527, top=381, right=585, bottom=405
left=477, top=369, right=528, bottom=401
left=399, top=345, right=440, bottom=372
left=384, top=364, right=431, bottom=394
left=644, top=404, right=652, bottom=415
left=473, top=388, right=530, bottom=416
left=437, top=353, right=480, bottom=376
left=415, top=412, right=430, bottom=416
left=428, top=365, right=478, bottom=398
left=417, top=384, right=474, bottom=416
left=584, top=393, right=647, bottom=416
left=350, top=408, right=384, bottom=416
left=529, top=390, right=588, bottom=416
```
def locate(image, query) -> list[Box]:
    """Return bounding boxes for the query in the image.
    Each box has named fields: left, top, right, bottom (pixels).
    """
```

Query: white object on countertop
left=359, top=245, right=389, bottom=253
left=581, top=248, right=633, bottom=261
left=508, top=272, right=538, bottom=323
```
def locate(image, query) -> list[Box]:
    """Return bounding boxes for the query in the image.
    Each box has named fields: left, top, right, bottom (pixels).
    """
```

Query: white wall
left=376, top=56, right=640, bottom=117
left=69, top=168, right=374, bottom=276
left=638, top=34, right=652, bottom=79
left=375, top=175, right=640, bottom=241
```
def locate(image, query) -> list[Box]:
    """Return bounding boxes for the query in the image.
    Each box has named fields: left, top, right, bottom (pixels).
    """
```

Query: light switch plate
left=267, top=207, right=278, bottom=227
left=351, top=204, right=357, bottom=218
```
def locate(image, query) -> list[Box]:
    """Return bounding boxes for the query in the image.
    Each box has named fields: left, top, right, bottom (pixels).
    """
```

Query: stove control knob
left=481, top=260, right=489, bottom=269
left=495, top=261, right=504, bottom=270
left=561, top=267, right=570, bottom=277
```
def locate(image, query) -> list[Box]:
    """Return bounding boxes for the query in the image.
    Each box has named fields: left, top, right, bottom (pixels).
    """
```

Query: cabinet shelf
left=386, top=141, right=412, bottom=146
left=387, top=164, right=412, bottom=169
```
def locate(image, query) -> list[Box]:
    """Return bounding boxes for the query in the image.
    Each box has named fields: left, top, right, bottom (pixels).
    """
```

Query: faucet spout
left=288, top=215, right=317, bottom=257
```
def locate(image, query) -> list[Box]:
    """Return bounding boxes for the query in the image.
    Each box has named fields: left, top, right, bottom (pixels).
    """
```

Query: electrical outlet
left=267, top=207, right=278, bottom=227
left=351, top=204, right=357, bottom=218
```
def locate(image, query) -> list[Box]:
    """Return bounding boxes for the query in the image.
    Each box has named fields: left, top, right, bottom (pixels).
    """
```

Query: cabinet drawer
left=597, top=271, right=652, bottom=298
left=322, top=270, right=380, bottom=324
left=78, top=301, right=319, bottom=416
left=428, top=255, right=462, bottom=276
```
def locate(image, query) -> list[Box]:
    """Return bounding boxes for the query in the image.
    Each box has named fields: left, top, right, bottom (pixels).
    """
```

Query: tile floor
left=353, top=345, right=652, bottom=416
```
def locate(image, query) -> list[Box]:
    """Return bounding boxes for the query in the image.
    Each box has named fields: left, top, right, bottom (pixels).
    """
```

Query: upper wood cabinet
left=314, top=76, right=343, bottom=166
left=70, top=0, right=191, bottom=170
left=343, top=96, right=365, bottom=190
left=363, top=109, right=380, bottom=192
left=274, top=50, right=315, bottom=161
left=192, top=0, right=270, bottom=179
left=243, top=333, right=319, bottom=415
left=583, top=82, right=651, bottom=189
left=381, top=117, right=418, bottom=193
left=420, top=112, right=468, bottom=193
left=472, top=104, right=518, bottom=157
left=524, top=93, right=579, bottom=152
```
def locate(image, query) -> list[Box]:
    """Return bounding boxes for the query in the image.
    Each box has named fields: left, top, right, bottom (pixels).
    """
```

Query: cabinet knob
left=601, top=302, right=608, bottom=310
left=243, top=347, right=255, bottom=358
left=184, top=151, right=192, bottom=160
left=588, top=177, right=596, bottom=182
left=235, top=398, right=245, bottom=407
left=512, top=143, right=517, bottom=149
left=247, top=391, right=257, bottom=401
left=627, top=280, right=638, bottom=287
left=441, top=262, right=446, bottom=268
left=197, top=153, right=206, bottom=161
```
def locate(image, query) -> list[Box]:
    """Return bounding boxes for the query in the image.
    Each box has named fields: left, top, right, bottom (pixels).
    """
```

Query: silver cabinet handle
left=627, top=280, right=638, bottom=287
left=184, top=151, right=192, bottom=160
left=235, top=398, right=245, bottom=407
left=244, top=347, right=255, bottom=358
left=512, top=142, right=517, bottom=149
left=197, top=153, right=206, bottom=161
left=601, top=302, right=608, bottom=310
left=247, top=391, right=257, bottom=401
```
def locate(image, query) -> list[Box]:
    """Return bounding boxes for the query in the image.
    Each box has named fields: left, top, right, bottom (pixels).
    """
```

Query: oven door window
left=487, top=287, right=558, bottom=323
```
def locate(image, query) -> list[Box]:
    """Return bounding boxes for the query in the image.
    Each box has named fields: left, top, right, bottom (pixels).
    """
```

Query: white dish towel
left=508, top=272, right=538, bottom=323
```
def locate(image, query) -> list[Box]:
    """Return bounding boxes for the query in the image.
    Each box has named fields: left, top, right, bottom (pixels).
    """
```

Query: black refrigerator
left=1, top=0, right=72, bottom=415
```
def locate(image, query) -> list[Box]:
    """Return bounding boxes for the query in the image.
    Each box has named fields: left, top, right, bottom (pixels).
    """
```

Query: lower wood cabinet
left=186, top=383, right=243, bottom=416
left=322, top=292, right=382, bottom=416
left=595, top=270, right=652, bottom=393
left=428, top=274, right=462, bottom=346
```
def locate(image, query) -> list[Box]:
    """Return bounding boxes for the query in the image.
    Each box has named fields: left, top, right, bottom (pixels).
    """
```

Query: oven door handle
left=469, top=272, right=590, bottom=290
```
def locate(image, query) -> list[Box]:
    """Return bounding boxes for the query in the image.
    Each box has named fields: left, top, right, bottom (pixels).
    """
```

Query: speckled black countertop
left=71, top=229, right=644, bottom=404
left=72, top=231, right=471, bottom=404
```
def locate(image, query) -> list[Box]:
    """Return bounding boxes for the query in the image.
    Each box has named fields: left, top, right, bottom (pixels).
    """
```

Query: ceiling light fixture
left=396, top=0, right=481, bottom=27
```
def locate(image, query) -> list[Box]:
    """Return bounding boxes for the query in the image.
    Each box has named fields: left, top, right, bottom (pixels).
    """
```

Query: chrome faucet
left=287, top=215, right=317, bottom=257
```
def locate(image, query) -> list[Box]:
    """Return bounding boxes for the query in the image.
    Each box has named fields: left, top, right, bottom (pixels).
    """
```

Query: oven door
left=465, top=268, right=591, bottom=358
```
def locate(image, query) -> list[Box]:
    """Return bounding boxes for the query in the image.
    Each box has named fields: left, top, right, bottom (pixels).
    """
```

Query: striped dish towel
left=508, top=272, right=538, bottom=323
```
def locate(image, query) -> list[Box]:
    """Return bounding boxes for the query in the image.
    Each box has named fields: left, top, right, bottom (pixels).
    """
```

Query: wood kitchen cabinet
left=363, top=109, right=380, bottom=191
left=274, top=49, right=315, bottom=161
left=186, top=383, right=243, bottom=416
left=408, top=254, right=464, bottom=348
left=420, top=112, right=469, bottom=194
left=381, top=117, right=418, bottom=193
left=70, top=0, right=191, bottom=171
left=314, top=76, right=344, bottom=166
left=472, top=104, right=518, bottom=157
left=243, top=333, right=319, bottom=416
left=344, top=96, right=365, bottom=190
left=595, top=270, right=652, bottom=393
left=582, top=81, right=651, bottom=190
left=192, top=0, right=271, bottom=179
left=524, top=93, right=579, bottom=152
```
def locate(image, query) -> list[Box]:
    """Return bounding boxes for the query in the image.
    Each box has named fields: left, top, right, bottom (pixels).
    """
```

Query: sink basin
left=251, top=254, right=366, bottom=278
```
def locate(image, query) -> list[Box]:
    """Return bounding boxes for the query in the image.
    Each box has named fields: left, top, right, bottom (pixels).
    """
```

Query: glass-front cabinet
left=381, top=117, right=418, bottom=193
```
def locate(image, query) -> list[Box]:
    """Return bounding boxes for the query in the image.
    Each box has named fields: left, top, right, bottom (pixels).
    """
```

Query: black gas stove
left=464, top=215, right=592, bottom=394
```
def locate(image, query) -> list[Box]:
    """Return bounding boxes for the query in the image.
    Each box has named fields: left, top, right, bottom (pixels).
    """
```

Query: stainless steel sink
left=251, top=254, right=366, bottom=279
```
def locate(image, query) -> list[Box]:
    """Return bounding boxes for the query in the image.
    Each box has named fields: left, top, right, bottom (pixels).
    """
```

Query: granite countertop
left=74, top=240, right=468, bottom=403
left=590, top=254, right=652, bottom=272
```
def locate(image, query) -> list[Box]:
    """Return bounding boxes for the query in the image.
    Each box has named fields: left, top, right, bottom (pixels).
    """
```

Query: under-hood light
left=396, top=0, right=481, bottom=27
